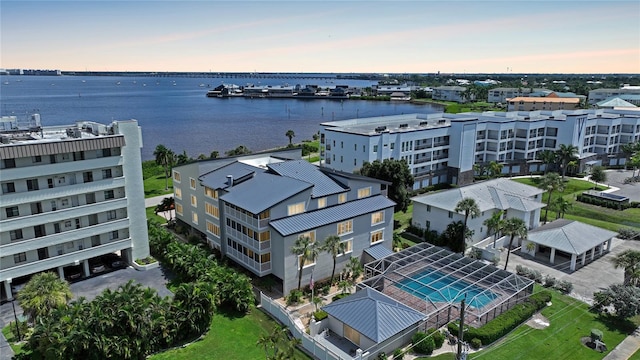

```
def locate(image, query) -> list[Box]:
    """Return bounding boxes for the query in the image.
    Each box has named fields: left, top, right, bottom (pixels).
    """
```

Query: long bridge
left=61, top=71, right=382, bottom=81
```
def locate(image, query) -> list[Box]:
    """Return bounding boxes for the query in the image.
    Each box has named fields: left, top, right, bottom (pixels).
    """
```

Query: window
left=14, top=253, right=27, bottom=264
left=206, top=221, right=221, bottom=237
left=2, top=182, right=15, bottom=194
left=426, top=220, right=431, bottom=229
left=191, top=195, right=197, bottom=207
left=102, top=148, right=112, bottom=157
left=448, top=211, right=453, bottom=219
left=176, top=203, right=183, bottom=216
left=299, top=231, right=315, bottom=243
left=357, top=187, right=371, bottom=199
left=110, top=230, right=119, bottom=240
left=205, top=187, right=218, bottom=199
left=298, top=254, right=316, bottom=268
left=190, top=178, right=196, bottom=189
left=317, top=197, right=327, bottom=209
left=175, top=187, right=182, bottom=199
left=192, top=212, right=198, bottom=224
left=261, top=253, right=271, bottom=263
left=205, top=203, right=220, bottom=218
left=337, top=220, right=353, bottom=235
left=27, top=178, right=39, bottom=191
left=6, top=206, right=19, bottom=218
left=370, top=230, right=384, bottom=244
left=342, top=239, right=353, bottom=254
left=3, top=159, right=16, bottom=168
left=259, top=231, right=271, bottom=242
left=373, top=145, right=378, bottom=153
left=371, top=211, right=384, bottom=225
left=173, top=171, right=181, bottom=182
left=34, top=225, right=46, bottom=237
left=102, top=169, right=112, bottom=179
left=92, top=235, right=101, bottom=247
left=338, top=193, right=347, bottom=204
left=86, top=193, right=96, bottom=204
left=83, top=171, right=93, bottom=183
left=10, top=229, right=23, bottom=241
left=288, top=202, right=305, bottom=216
left=426, top=205, right=431, bottom=212
left=390, top=143, right=395, bottom=150
left=104, top=190, right=115, bottom=200
left=32, top=155, right=42, bottom=163
left=259, top=209, right=270, bottom=219
left=107, top=210, right=117, bottom=220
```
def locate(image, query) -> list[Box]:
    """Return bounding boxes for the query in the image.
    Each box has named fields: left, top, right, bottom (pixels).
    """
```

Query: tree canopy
left=360, top=159, right=414, bottom=212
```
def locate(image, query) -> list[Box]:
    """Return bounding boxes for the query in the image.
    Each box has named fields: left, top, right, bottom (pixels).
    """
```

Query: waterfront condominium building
left=319, top=108, right=640, bottom=189
left=172, top=149, right=395, bottom=294
left=0, top=114, right=150, bottom=301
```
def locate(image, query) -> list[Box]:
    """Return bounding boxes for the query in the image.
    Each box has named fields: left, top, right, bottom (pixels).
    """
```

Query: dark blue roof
left=268, top=160, right=346, bottom=198
left=270, top=195, right=395, bottom=236
left=220, top=171, right=312, bottom=214
left=322, top=288, right=424, bottom=343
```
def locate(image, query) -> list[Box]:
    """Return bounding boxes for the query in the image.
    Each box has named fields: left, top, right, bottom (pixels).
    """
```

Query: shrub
left=8, top=320, right=28, bottom=341
left=448, top=291, right=552, bottom=345
left=393, top=348, right=404, bottom=359
left=313, top=310, right=328, bottom=321
left=470, top=338, right=482, bottom=349
left=286, top=289, right=303, bottom=306
left=411, top=332, right=435, bottom=355
left=430, top=329, right=445, bottom=349
left=543, top=275, right=556, bottom=288
left=590, top=329, right=603, bottom=342
left=555, top=280, right=573, bottom=294
left=332, top=293, right=349, bottom=302
left=618, top=228, right=640, bottom=240
left=377, top=353, right=387, bottom=360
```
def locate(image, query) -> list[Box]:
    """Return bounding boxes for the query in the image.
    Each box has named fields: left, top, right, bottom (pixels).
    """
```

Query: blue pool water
left=395, top=269, right=498, bottom=308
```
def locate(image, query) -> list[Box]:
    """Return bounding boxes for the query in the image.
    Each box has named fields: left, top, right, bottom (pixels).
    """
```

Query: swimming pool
left=395, top=269, right=499, bottom=308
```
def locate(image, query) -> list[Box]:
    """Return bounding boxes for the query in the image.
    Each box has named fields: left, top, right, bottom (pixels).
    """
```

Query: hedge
left=448, top=291, right=551, bottom=346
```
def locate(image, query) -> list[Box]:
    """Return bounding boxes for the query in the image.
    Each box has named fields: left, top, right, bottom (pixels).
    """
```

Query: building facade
left=0, top=115, right=149, bottom=300
left=320, top=109, right=640, bottom=189
left=588, top=88, right=640, bottom=106
left=172, top=150, right=395, bottom=294
left=506, top=97, right=581, bottom=111
left=411, top=178, right=545, bottom=245
left=487, top=88, right=551, bottom=104
left=432, top=86, right=469, bottom=103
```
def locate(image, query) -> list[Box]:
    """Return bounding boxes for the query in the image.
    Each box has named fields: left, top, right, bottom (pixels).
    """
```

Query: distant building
left=320, top=109, right=640, bottom=189
left=432, top=86, right=470, bottom=103
left=487, top=87, right=551, bottom=104
left=507, top=97, right=581, bottom=111
left=589, top=88, right=640, bottom=106
left=172, top=150, right=395, bottom=294
left=0, top=115, right=149, bottom=301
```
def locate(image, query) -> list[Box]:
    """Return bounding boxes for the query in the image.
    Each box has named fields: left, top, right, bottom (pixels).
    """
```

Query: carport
left=523, top=219, right=617, bottom=272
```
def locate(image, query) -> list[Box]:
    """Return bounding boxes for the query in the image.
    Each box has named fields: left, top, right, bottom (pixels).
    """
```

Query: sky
left=1, top=1, right=639, bottom=74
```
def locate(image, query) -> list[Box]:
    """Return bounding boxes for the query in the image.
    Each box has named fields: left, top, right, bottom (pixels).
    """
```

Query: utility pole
left=457, top=298, right=465, bottom=360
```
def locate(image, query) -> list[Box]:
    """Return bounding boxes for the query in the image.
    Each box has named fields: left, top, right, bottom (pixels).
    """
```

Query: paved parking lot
left=0, top=265, right=173, bottom=360
left=601, top=169, right=640, bottom=202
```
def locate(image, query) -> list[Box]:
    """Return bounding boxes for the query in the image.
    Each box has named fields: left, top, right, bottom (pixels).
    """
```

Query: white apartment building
left=0, top=115, right=150, bottom=301
left=487, top=88, right=551, bottom=104
left=320, top=109, right=640, bottom=189
left=431, top=86, right=469, bottom=103
left=589, top=88, right=640, bottom=106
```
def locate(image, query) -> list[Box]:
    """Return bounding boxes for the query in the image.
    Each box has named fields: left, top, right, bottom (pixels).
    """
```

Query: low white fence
left=260, top=292, right=360, bottom=360
left=473, top=235, right=510, bottom=262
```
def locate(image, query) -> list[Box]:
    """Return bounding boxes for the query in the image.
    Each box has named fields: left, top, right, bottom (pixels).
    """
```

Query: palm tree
left=556, top=144, right=578, bottom=180
left=154, top=196, right=175, bottom=221
left=488, top=161, right=503, bottom=178
left=554, top=197, right=572, bottom=219
left=455, top=198, right=480, bottom=252
left=483, top=210, right=504, bottom=248
left=291, top=236, right=319, bottom=290
left=502, top=218, right=528, bottom=271
left=285, top=130, right=295, bottom=145
left=153, top=144, right=175, bottom=190
left=18, top=271, right=72, bottom=322
left=611, top=250, right=640, bottom=286
left=537, top=150, right=557, bottom=174
left=323, top=235, right=345, bottom=285
left=538, top=172, right=564, bottom=223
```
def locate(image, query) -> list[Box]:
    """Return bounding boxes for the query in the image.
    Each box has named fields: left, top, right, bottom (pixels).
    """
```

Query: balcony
left=0, top=156, right=123, bottom=182
left=226, top=248, right=271, bottom=275
left=0, top=218, right=131, bottom=256
left=0, top=238, right=132, bottom=281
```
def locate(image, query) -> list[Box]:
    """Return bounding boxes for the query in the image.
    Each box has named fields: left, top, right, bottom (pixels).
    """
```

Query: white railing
left=260, top=292, right=360, bottom=360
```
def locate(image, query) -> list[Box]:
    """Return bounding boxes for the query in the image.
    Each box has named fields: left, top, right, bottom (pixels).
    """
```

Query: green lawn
left=467, top=288, right=637, bottom=360
left=512, top=177, right=640, bottom=232
left=2, top=324, right=26, bottom=356
left=144, top=174, right=173, bottom=198
left=394, top=203, right=413, bottom=234
left=150, top=308, right=310, bottom=360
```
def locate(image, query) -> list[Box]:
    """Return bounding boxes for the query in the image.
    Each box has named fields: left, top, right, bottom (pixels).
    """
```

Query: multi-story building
left=589, top=88, right=640, bottom=106
left=0, top=115, right=150, bottom=301
left=320, top=109, right=640, bottom=189
left=172, top=149, right=395, bottom=294
left=431, top=86, right=470, bottom=103
left=487, top=88, right=550, bottom=104
left=506, top=97, right=581, bottom=111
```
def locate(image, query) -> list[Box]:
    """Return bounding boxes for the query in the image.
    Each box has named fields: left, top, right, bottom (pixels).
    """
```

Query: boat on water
left=206, top=84, right=243, bottom=98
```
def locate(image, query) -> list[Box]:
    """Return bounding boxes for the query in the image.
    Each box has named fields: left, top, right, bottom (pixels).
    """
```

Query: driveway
left=601, top=169, right=640, bottom=202
left=0, top=265, right=173, bottom=360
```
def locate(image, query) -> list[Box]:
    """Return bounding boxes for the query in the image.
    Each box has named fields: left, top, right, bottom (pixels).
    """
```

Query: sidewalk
left=603, top=328, right=640, bottom=360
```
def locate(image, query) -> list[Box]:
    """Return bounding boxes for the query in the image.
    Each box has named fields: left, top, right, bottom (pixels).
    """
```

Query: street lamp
left=11, top=298, right=21, bottom=341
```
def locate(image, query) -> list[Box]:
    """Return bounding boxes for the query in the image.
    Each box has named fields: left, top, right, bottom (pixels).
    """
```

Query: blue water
left=396, top=269, right=499, bottom=308
left=0, top=75, right=442, bottom=160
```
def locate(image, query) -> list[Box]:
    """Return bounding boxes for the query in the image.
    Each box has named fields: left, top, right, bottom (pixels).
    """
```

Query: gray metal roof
left=220, top=171, right=312, bottom=214
left=597, top=97, right=637, bottom=108
left=411, top=178, right=544, bottom=213
left=199, top=162, right=259, bottom=189
left=270, top=195, right=395, bottom=236
left=528, top=219, right=618, bottom=255
left=267, top=160, right=346, bottom=198
left=364, top=244, right=394, bottom=260
left=322, top=287, right=424, bottom=343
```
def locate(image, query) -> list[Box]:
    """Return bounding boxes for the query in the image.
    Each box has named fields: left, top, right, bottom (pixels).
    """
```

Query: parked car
left=90, top=262, right=106, bottom=274
left=101, top=253, right=126, bottom=269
